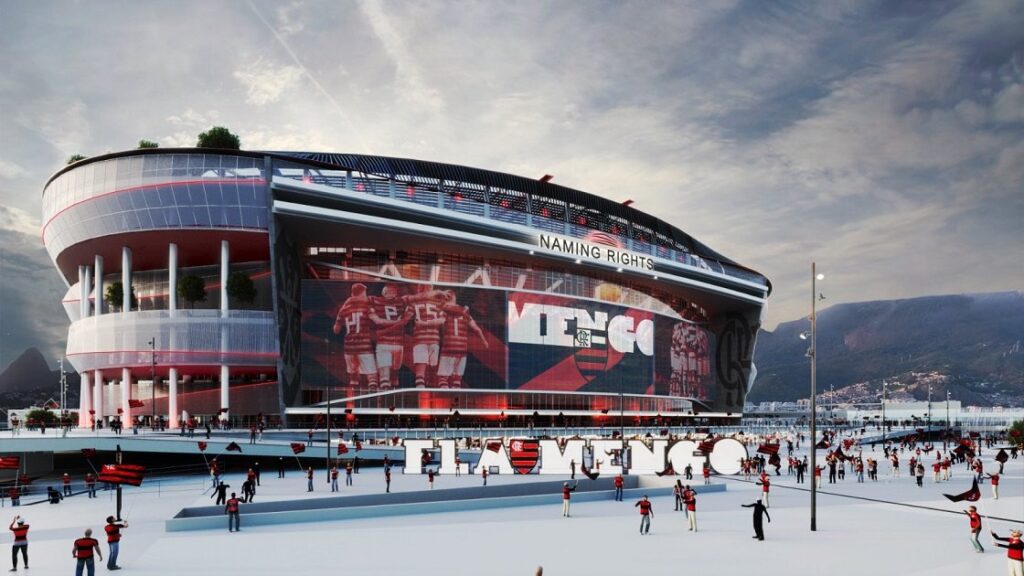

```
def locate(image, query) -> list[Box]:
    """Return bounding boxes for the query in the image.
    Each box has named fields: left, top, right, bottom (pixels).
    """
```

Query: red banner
left=128, top=399, right=145, bottom=408
left=291, top=442, right=306, bottom=454
left=0, top=456, right=20, bottom=470
left=98, top=464, right=145, bottom=486
left=197, top=442, right=208, bottom=452
left=337, top=443, right=349, bottom=455
left=757, top=443, right=779, bottom=455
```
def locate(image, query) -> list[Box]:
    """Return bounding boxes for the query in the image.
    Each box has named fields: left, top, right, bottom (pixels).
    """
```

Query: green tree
left=1010, top=419, right=1024, bottom=447
left=226, top=271, right=257, bottom=306
left=67, top=154, right=88, bottom=164
left=178, top=274, right=207, bottom=309
left=26, top=408, right=58, bottom=425
left=138, top=139, right=159, bottom=149
left=104, top=281, right=138, bottom=312
left=196, top=126, right=241, bottom=150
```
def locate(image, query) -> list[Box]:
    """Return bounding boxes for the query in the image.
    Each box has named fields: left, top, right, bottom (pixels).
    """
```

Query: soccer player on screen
left=370, top=284, right=413, bottom=390
left=332, top=283, right=378, bottom=391
left=405, top=284, right=448, bottom=387
left=437, top=290, right=488, bottom=388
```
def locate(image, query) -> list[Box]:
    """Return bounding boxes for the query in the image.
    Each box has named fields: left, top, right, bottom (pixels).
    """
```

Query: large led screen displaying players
left=300, top=279, right=716, bottom=402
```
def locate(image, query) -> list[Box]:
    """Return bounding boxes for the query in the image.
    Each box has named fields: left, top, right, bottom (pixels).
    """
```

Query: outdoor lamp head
left=816, top=273, right=825, bottom=280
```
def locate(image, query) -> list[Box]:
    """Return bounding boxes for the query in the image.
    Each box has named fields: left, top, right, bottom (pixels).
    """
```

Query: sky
left=0, top=0, right=1022, bottom=373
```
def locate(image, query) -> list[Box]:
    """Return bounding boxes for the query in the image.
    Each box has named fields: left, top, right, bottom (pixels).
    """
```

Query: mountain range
left=749, top=291, right=1024, bottom=406
left=0, top=346, right=79, bottom=410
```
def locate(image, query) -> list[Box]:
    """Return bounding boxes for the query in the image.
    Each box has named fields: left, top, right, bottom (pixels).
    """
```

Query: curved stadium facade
left=43, top=149, right=770, bottom=429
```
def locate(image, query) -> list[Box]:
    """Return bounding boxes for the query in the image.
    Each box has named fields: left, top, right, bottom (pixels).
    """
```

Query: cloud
left=233, top=58, right=304, bottom=106
left=0, top=159, right=26, bottom=180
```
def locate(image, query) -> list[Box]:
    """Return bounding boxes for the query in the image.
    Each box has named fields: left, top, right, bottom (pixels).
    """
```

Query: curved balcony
left=66, top=309, right=278, bottom=372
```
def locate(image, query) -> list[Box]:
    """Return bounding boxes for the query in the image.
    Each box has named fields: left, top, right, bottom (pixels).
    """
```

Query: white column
left=121, top=367, right=132, bottom=423
left=168, top=243, right=178, bottom=312
left=93, top=371, right=104, bottom=423
left=220, top=240, right=229, bottom=315
left=122, top=246, right=132, bottom=312
left=220, top=364, right=230, bottom=416
left=82, top=265, right=92, bottom=317
left=94, top=255, right=104, bottom=315
left=78, top=372, right=92, bottom=428
left=168, top=367, right=179, bottom=428
left=78, top=265, right=87, bottom=319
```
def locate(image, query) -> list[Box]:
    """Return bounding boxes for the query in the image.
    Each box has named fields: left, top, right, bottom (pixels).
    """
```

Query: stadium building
left=43, top=149, right=770, bottom=428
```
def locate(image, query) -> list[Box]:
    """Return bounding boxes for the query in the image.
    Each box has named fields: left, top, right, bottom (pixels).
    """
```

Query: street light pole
left=881, top=381, right=887, bottom=438
left=927, top=384, right=932, bottom=438
left=809, top=262, right=822, bottom=532
left=945, top=390, right=951, bottom=447
left=149, top=337, right=156, bottom=428
left=325, top=336, right=331, bottom=483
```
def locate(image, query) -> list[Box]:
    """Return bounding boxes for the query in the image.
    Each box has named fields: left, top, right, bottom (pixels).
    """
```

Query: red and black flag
left=995, top=449, right=1009, bottom=463
left=98, top=464, right=145, bottom=487
left=509, top=439, right=540, bottom=475
left=943, top=478, right=981, bottom=503
left=197, top=441, right=208, bottom=452
left=485, top=441, right=503, bottom=453
left=580, top=462, right=600, bottom=480
left=815, top=439, right=831, bottom=449
left=832, top=446, right=849, bottom=462
left=128, top=399, right=145, bottom=409
left=0, top=456, right=20, bottom=470
left=655, top=464, right=676, bottom=477
left=291, top=442, right=306, bottom=455
left=337, top=443, right=349, bottom=455
left=953, top=444, right=975, bottom=459
left=697, top=440, right=716, bottom=454
left=225, top=442, right=242, bottom=453
left=757, top=443, right=780, bottom=455
left=81, top=448, right=97, bottom=458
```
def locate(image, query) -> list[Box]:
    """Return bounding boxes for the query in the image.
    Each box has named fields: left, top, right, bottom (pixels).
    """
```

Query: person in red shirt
left=481, top=467, right=488, bottom=486
left=333, top=283, right=379, bottom=392
left=634, top=495, right=654, bottom=535
left=965, top=506, right=984, bottom=552
left=7, top=487, right=19, bottom=507
left=985, top=473, right=1000, bottom=500
left=370, top=284, right=413, bottom=390
left=306, top=467, right=314, bottom=492
left=702, top=462, right=711, bottom=485
left=9, top=516, right=29, bottom=570
left=104, top=515, right=127, bottom=570
left=225, top=492, right=241, bottom=532
left=72, top=528, right=102, bottom=576
left=428, top=469, right=436, bottom=490
left=405, top=285, right=448, bottom=388
left=85, top=473, right=97, bottom=498
left=436, top=292, right=487, bottom=389
left=614, top=474, right=624, bottom=502
left=758, top=473, right=771, bottom=508
left=561, top=481, right=577, bottom=517
left=684, top=486, right=698, bottom=532
left=62, top=472, right=73, bottom=496
left=330, top=466, right=339, bottom=492
left=992, top=528, right=1023, bottom=576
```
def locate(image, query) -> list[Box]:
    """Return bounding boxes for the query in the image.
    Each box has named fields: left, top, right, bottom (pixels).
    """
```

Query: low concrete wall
left=166, top=476, right=727, bottom=531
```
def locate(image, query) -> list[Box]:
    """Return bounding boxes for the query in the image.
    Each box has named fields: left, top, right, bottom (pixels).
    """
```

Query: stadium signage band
left=402, top=438, right=747, bottom=476
left=537, top=233, right=655, bottom=271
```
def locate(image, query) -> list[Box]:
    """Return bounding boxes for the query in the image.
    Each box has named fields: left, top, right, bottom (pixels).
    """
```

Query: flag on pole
left=291, top=442, right=306, bottom=454
left=0, top=456, right=20, bottom=470
left=81, top=448, right=97, bottom=458
left=225, top=442, right=242, bottom=453
left=128, top=399, right=145, bottom=408
left=337, top=443, right=349, bottom=455
left=943, top=479, right=981, bottom=503
left=757, top=443, right=780, bottom=455
left=697, top=440, right=716, bottom=454
left=98, top=464, right=146, bottom=486
left=485, top=441, right=502, bottom=453
left=197, top=442, right=208, bottom=452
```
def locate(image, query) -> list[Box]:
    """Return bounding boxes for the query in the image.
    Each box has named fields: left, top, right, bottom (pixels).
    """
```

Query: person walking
left=331, top=466, right=339, bottom=492
left=992, top=528, right=1024, bottom=576
left=685, top=486, right=697, bottom=532
left=757, top=473, right=771, bottom=508
left=741, top=499, right=771, bottom=541
left=72, top=529, right=102, bottom=576
left=614, top=474, right=624, bottom=502
left=104, top=516, right=127, bottom=570
left=306, top=467, right=314, bottom=492
left=211, top=481, right=230, bottom=506
left=634, top=495, right=653, bottom=535
left=225, top=492, right=241, bottom=532
left=965, top=506, right=984, bottom=553
left=9, top=516, right=28, bottom=571
left=561, top=482, right=577, bottom=517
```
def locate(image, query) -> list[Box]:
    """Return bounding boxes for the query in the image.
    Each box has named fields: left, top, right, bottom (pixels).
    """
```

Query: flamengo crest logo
left=402, top=438, right=747, bottom=476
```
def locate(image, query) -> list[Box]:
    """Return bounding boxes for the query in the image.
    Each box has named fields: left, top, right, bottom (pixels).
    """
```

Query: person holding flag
left=684, top=486, right=698, bottom=532
left=561, top=481, right=577, bottom=517
left=991, top=528, right=1023, bottom=576
left=757, top=472, right=771, bottom=508
left=104, top=516, right=127, bottom=570
left=85, top=473, right=96, bottom=498
left=9, top=516, right=29, bottom=571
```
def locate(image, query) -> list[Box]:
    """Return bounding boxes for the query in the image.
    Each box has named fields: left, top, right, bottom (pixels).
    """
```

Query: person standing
left=384, top=466, right=392, bottom=493
left=561, top=482, right=577, bottom=517
left=427, top=469, right=436, bottom=489
left=992, top=528, right=1024, bottom=576
left=211, top=481, right=230, bottom=506
left=306, top=467, right=314, bottom=492
left=673, top=479, right=683, bottom=510
left=104, top=516, right=127, bottom=570
left=684, top=487, right=697, bottom=532
left=965, top=506, right=984, bottom=552
left=481, top=467, right=488, bottom=486
left=684, top=463, right=693, bottom=480
left=277, top=457, right=285, bottom=479
left=985, top=473, right=1000, bottom=500
left=9, top=516, right=28, bottom=571
left=253, top=461, right=261, bottom=486
left=634, top=495, right=653, bottom=535
left=225, top=492, right=241, bottom=532
left=331, top=466, right=339, bottom=492
left=455, top=455, right=462, bottom=477
left=614, top=474, right=624, bottom=502
left=249, top=424, right=257, bottom=445
left=241, top=478, right=255, bottom=503
left=795, top=460, right=805, bottom=484
left=757, top=473, right=771, bottom=508
left=85, top=473, right=97, bottom=498
left=63, top=473, right=73, bottom=496
left=702, top=462, right=711, bottom=485
left=72, top=529, right=102, bottom=576
left=7, top=488, right=18, bottom=507
left=346, top=460, right=354, bottom=486
left=915, top=463, right=925, bottom=487
left=741, top=499, right=770, bottom=541
left=570, top=460, right=576, bottom=480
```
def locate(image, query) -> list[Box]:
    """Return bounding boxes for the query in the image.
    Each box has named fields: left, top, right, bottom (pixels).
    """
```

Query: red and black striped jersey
left=337, top=298, right=374, bottom=353
left=371, top=296, right=410, bottom=345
